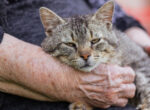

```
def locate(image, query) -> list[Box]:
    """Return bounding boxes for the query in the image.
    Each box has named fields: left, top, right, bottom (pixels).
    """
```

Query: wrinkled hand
left=65, top=64, right=135, bottom=108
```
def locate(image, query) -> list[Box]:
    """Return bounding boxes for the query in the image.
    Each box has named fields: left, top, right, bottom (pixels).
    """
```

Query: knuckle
left=131, top=84, right=136, bottom=91
left=128, top=84, right=136, bottom=92
left=125, top=67, right=134, bottom=74
left=130, top=73, right=135, bottom=82
left=105, top=93, right=117, bottom=102
left=120, top=84, right=125, bottom=91
left=128, top=67, right=135, bottom=77
left=131, top=70, right=135, bottom=77
left=130, top=85, right=136, bottom=97
left=105, top=93, right=113, bottom=101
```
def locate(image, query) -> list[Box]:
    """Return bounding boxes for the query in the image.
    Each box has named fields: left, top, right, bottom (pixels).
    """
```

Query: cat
left=39, top=1, right=150, bottom=110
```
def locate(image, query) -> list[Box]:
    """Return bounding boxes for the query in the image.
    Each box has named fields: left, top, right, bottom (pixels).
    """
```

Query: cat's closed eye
left=91, top=38, right=101, bottom=45
left=64, top=42, right=76, bottom=48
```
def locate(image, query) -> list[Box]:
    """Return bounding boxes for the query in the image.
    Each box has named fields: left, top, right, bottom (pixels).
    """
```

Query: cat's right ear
left=91, top=1, right=114, bottom=29
left=39, top=7, right=65, bottom=33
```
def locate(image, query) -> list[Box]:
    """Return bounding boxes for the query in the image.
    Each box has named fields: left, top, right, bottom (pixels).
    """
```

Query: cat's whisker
left=71, top=60, right=77, bottom=62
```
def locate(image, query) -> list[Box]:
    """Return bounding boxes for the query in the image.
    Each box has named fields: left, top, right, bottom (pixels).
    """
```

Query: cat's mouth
left=79, top=63, right=94, bottom=72
left=80, top=62, right=92, bottom=68
left=78, top=61, right=99, bottom=72
left=81, top=64, right=90, bottom=68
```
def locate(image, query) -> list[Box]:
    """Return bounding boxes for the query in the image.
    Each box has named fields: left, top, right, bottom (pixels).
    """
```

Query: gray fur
left=40, top=1, right=150, bottom=110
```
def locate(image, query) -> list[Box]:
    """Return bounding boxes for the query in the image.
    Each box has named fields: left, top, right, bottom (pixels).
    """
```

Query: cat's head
left=40, top=1, right=118, bottom=72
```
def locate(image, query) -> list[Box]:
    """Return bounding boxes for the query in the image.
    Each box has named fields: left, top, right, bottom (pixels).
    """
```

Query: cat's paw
left=136, top=106, right=149, bottom=110
left=136, top=101, right=150, bottom=110
left=69, top=102, right=92, bottom=110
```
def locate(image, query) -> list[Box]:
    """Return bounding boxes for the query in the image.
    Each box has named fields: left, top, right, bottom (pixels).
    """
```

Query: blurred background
left=116, top=0, right=150, bottom=35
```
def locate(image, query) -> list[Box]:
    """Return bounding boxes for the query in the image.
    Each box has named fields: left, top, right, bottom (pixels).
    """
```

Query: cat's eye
left=91, top=38, right=101, bottom=44
left=65, top=42, right=76, bottom=48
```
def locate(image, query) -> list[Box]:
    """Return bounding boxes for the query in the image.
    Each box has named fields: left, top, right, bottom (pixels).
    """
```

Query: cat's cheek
left=98, top=53, right=110, bottom=64
left=59, top=56, right=71, bottom=65
left=73, top=58, right=86, bottom=68
left=88, top=56, right=100, bottom=68
left=88, top=56, right=96, bottom=65
left=54, top=48, right=75, bottom=57
left=50, top=50, right=61, bottom=57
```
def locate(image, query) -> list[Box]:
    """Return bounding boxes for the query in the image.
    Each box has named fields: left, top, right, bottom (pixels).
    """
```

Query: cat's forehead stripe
left=71, top=32, right=75, bottom=41
left=70, top=17, right=89, bottom=42
left=90, top=31, right=93, bottom=38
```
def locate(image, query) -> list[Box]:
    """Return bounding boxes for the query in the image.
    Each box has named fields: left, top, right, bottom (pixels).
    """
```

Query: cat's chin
left=78, top=66, right=97, bottom=72
left=77, top=62, right=100, bottom=72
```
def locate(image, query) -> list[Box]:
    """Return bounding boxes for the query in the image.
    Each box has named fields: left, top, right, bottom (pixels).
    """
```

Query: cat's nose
left=80, top=53, right=91, bottom=61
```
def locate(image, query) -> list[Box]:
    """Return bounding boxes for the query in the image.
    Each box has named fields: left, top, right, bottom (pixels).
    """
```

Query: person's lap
left=0, top=92, right=136, bottom=110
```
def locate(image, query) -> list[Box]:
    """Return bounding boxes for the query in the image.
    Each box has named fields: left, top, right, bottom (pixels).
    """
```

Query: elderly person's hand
left=0, top=34, right=135, bottom=108
left=72, top=64, right=135, bottom=108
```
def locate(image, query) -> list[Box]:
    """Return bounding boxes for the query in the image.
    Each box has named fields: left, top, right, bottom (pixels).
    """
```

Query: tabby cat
left=39, top=1, right=150, bottom=110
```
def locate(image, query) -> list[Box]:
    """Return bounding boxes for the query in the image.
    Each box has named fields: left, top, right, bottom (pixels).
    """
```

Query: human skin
left=125, top=27, right=150, bottom=55
left=115, top=0, right=150, bottom=34
left=0, top=34, right=136, bottom=108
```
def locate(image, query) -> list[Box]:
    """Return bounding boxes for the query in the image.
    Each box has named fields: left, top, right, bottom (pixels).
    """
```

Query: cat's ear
left=92, top=1, right=114, bottom=29
left=39, top=7, right=65, bottom=31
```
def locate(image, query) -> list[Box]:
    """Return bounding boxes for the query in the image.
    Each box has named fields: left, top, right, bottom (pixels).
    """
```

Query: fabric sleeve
left=0, top=27, right=4, bottom=43
left=112, top=2, right=145, bottom=31
left=84, top=0, right=145, bottom=31
left=0, top=0, right=8, bottom=44
left=0, top=0, right=9, bottom=42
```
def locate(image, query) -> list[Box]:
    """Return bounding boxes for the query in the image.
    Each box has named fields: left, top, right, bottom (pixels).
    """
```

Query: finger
left=102, top=65, right=135, bottom=83
left=86, top=99, right=111, bottom=109
left=100, top=105, right=111, bottom=109
left=119, top=84, right=136, bottom=98
left=113, top=98, right=128, bottom=107
left=94, top=104, right=111, bottom=109
left=79, top=85, right=104, bottom=93
left=119, top=67, right=135, bottom=83
left=79, top=84, right=120, bottom=94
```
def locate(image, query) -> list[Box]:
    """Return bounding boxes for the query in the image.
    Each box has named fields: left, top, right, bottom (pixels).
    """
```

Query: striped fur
left=40, top=1, right=150, bottom=110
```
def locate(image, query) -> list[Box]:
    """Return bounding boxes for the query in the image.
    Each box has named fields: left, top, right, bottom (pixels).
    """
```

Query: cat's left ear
left=92, top=1, right=114, bottom=29
left=39, top=7, right=65, bottom=32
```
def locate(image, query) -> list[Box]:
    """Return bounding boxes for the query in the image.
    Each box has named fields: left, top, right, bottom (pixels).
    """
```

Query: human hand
left=65, top=64, right=135, bottom=108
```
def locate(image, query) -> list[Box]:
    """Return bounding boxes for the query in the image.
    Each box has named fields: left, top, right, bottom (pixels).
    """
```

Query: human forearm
left=125, top=27, right=150, bottom=55
left=0, top=34, right=51, bottom=101
left=0, top=26, right=4, bottom=43
left=0, top=33, right=80, bottom=101
left=0, top=78, right=51, bottom=101
left=125, top=27, right=150, bottom=47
